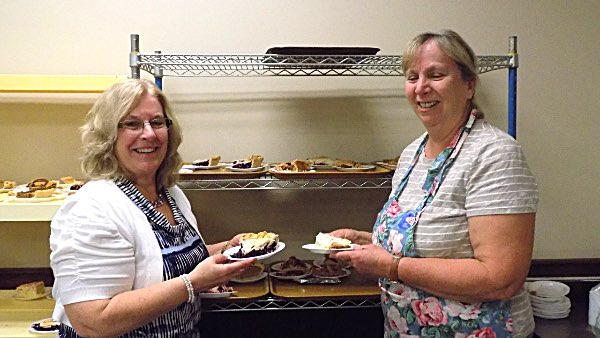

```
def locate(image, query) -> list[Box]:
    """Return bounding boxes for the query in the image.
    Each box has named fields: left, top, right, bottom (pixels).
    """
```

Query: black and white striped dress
left=60, top=179, right=208, bottom=337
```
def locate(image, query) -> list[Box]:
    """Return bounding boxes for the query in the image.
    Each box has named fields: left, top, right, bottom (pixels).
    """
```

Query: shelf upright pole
left=130, top=34, right=141, bottom=79
left=153, top=50, right=163, bottom=90
left=508, top=36, right=518, bottom=139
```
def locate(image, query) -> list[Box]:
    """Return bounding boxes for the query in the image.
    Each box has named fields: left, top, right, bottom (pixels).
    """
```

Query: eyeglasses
left=118, top=117, right=172, bottom=131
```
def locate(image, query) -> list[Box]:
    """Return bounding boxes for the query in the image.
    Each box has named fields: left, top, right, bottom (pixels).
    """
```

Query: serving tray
left=179, top=166, right=268, bottom=180
left=268, top=165, right=391, bottom=180
left=268, top=260, right=379, bottom=299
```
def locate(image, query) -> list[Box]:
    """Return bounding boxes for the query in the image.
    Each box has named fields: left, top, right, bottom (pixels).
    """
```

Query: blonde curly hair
left=80, top=79, right=183, bottom=189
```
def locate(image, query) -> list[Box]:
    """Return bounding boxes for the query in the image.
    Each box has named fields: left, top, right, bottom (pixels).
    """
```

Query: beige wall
left=1, top=0, right=599, bottom=267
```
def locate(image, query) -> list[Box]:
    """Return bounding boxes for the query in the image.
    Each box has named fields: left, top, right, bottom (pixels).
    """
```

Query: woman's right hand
left=329, top=228, right=372, bottom=245
left=188, top=254, right=255, bottom=292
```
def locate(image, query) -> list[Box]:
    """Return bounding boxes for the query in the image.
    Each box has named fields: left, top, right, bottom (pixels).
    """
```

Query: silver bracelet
left=180, top=274, right=196, bottom=303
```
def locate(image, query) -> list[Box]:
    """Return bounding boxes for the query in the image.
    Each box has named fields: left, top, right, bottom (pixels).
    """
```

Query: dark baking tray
left=263, top=46, right=380, bottom=69
left=265, top=47, right=380, bottom=55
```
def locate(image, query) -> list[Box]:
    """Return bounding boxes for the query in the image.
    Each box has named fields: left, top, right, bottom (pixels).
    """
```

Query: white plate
left=226, top=165, right=265, bottom=172
left=302, top=243, right=358, bottom=255
left=375, top=161, right=397, bottom=170
left=13, top=289, right=52, bottom=301
left=269, top=271, right=311, bottom=280
left=313, top=257, right=351, bottom=269
left=198, top=290, right=238, bottom=299
left=28, top=318, right=59, bottom=336
left=182, top=164, right=223, bottom=170
left=533, top=311, right=570, bottom=319
left=311, top=268, right=351, bottom=279
left=231, top=271, right=268, bottom=284
left=527, top=280, right=570, bottom=298
left=224, top=242, right=286, bottom=261
left=334, top=165, right=376, bottom=172
left=311, top=164, right=335, bottom=170
left=269, top=168, right=316, bottom=174
left=6, top=194, right=67, bottom=203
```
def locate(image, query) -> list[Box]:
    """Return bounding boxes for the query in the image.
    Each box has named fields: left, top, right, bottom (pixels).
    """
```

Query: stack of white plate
left=526, top=280, right=571, bottom=319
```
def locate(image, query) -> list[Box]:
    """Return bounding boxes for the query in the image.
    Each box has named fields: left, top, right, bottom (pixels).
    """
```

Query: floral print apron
left=373, top=110, right=514, bottom=338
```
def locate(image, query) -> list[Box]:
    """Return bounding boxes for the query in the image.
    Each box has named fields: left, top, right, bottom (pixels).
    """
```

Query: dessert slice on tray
left=270, top=256, right=312, bottom=280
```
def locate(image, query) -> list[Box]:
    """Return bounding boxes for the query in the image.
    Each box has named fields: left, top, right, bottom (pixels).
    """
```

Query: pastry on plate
left=16, top=281, right=46, bottom=298
left=60, top=176, right=76, bottom=184
left=27, top=178, right=50, bottom=191
left=335, top=159, right=359, bottom=168
left=311, top=263, right=347, bottom=278
left=2, top=180, right=16, bottom=189
left=382, top=156, right=399, bottom=165
left=273, top=159, right=311, bottom=172
left=206, top=285, right=233, bottom=293
left=192, top=155, right=221, bottom=166
left=250, top=155, right=264, bottom=168
left=232, top=154, right=264, bottom=169
left=31, top=318, right=60, bottom=332
left=278, top=256, right=310, bottom=276
left=33, top=188, right=55, bottom=198
left=230, top=231, right=279, bottom=258
left=315, top=232, right=352, bottom=249
left=307, top=156, right=336, bottom=167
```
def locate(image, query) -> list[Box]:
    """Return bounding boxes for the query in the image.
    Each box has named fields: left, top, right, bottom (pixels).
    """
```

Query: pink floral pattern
left=469, top=327, right=497, bottom=338
left=386, top=200, right=402, bottom=217
left=412, top=297, right=448, bottom=327
left=387, top=229, right=404, bottom=255
left=444, top=300, right=482, bottom=320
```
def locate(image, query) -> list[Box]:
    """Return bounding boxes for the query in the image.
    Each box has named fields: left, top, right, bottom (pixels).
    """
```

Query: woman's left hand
left=331, top=244, right=396, bottom=278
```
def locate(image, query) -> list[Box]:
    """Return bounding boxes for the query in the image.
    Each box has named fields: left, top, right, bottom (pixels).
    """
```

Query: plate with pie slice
left=334, top=164, right=376, bottom=172
left=198, top=290, right=238, bottom=299
left=270, top=261, right=311, bottom=272
left=313, top=257, right=351, bottom=269
left=182, top=164, right=223, bottom=170
left=269, top=271, right=311, bottom=280
left=13, top=289, right=52, bottom=301
left=302, top=243, right=358, bottom=255
left=311, top=267, right=351, bottom=279
left=231, top=271, right=268, bottom=284
left=223, top=242, right=286, bottom=261
left=374, top=161, right=397, bottom=171
left=311, top=164, right=335, bottom=170
left=225, top=165, right=266, bottom=172
left=6, top=194, right=68, bottom=203
left=28, top=318, right=60, bottom=335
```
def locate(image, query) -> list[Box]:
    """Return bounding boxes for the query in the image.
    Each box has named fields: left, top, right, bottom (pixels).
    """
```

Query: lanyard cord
left=392, top=110, right=478, bottom=221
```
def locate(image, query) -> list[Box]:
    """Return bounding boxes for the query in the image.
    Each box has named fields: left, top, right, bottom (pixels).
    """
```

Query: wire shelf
left=136, top=54, right=511, bottom=77
left=177, top=175, right=393, bottom=191
left=202, top=296, right=381, bottom=312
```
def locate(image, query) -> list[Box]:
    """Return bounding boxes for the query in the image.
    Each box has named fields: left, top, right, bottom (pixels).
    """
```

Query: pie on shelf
left=16, top=281, right=46, bottom=298
left=273, top=159, right=311, bottom=172
left=232, top=154, right=264, bottom=169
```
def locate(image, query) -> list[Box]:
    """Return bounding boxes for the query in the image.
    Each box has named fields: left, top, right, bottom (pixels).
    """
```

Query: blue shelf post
left=508, top=36, right=518, bottom=139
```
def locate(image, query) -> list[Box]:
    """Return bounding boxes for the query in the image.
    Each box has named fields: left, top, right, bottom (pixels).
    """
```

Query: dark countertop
left=534, top=301, right=596, bottom=338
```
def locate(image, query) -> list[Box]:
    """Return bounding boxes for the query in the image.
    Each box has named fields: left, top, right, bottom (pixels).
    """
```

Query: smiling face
left=114, top=94, right=169, bottom=184
left=404, top=40, right=475, bottom=134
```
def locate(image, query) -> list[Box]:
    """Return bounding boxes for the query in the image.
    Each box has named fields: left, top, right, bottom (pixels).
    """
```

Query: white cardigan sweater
left=49, top=180, right=200, bottom=326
